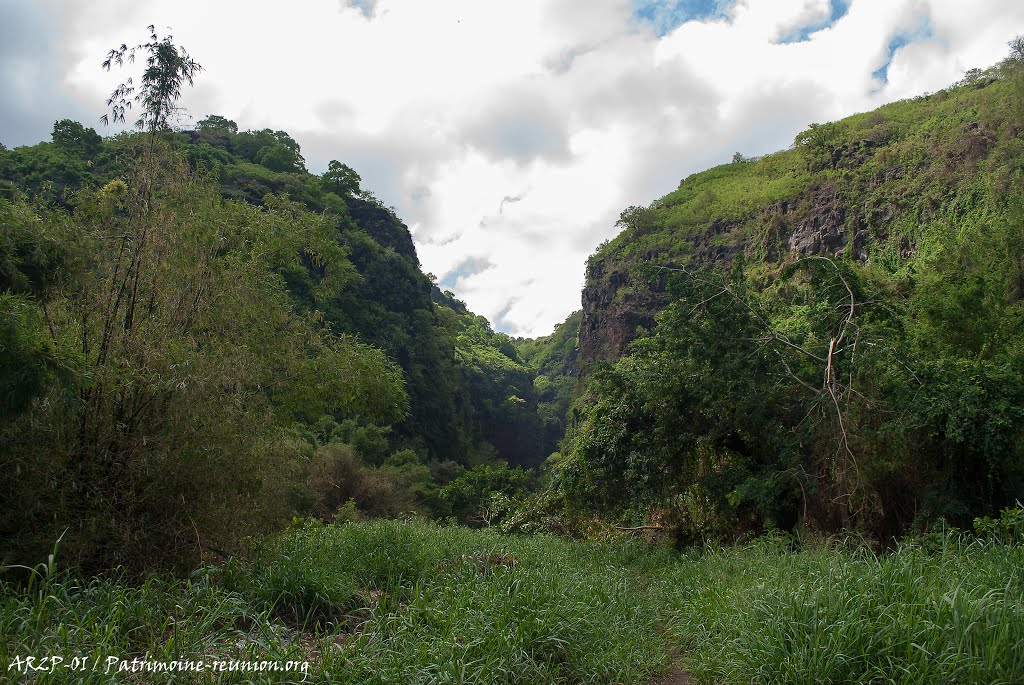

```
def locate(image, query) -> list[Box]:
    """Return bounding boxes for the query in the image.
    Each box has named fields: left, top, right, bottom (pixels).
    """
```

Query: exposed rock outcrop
left=578, top=184, right=870, bottom=367
left=786, top=183, right=867, bottom=259
left=578, top=263, right=668, bottom=366
left=575, top=76, right=1010, bottom=371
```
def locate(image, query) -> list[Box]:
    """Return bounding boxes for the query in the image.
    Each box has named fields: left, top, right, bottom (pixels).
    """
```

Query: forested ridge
left=0, top=29, right=580, bottom=571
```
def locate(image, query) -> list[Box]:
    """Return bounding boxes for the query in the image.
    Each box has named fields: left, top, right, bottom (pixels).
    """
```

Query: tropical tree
left=195, top=114, right=238, bottom=147
left=196, top=114, right=238, bottom=136
left=51, top=119, right=102, bottom=158
left=322, top=160, right=362, bottom=196
left=101, top=24, right=202, bottom=132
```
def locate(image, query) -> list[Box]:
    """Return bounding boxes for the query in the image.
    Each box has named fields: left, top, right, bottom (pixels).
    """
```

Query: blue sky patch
left=632, top=0, right=734, bottom=37
left=349, top=0, right=377, bottom=19
left=440, top=256, right=494, bottom=289
left=777, top=0, right=850, bottom=44
left=491, top=299, right=521, bottom=334
left=872, top=15, right=934, bottom=85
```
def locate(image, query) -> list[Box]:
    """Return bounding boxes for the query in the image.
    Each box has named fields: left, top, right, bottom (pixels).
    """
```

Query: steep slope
left=514, top=309, right=582, bottom=459
left=561, top=55, right=1024, bottom=541
left=0, top=120, right=558, bottom=485
left=580, top=66, right=1024, bottom=367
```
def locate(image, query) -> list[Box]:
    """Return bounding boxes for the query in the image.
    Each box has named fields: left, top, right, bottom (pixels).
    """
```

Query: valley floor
left=3, top=519, right=1022, bottom=684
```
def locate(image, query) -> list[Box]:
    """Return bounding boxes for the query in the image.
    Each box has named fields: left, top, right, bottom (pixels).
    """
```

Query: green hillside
left=562, top=52, right=1024, bottom=543
left=0, top=118, right=568, bottom=572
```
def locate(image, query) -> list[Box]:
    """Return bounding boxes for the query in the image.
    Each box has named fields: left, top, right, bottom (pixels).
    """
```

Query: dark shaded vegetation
left=514, top=309, right=582, bottom=461
left=0, top=122, right=574, bottom=569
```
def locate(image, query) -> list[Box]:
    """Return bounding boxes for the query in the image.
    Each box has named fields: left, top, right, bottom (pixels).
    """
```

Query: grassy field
left=2, top=519, right=1022, bottom=684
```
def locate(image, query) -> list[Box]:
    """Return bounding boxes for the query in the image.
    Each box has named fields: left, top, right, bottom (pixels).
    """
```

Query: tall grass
left=235, top=519, right=668, bottom=684
left=2, top=521, right=1022, bottom=684
left=662, top=534, right=1024, bottom=684
left=2, top=520, right=667, bottom=684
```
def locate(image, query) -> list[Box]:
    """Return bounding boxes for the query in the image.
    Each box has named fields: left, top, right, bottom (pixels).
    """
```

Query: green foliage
left=0, top=148, right=409, bottom=572
left=231, top=521, right=668, bottom=682
left=232, top=129, right=305, bottom=172
left=440, top=463, right=535, bottom=526
left=322, top=160, right=361, bottom=196
left=4, top=521, right=1022, bottom=684
left=0, top=293, right=78, bottom=429
left=4, top=46, right=580, bottom=579
left=240, top=519, right=361, bottom=627
left=667, top=537, right=1024, bottom=685
left=256, top=143, right=302, bottom=173
left=51, top=120, right=102, bottom=159
left=3, top=109, right=566, bottom=540
left=973, top=505, right=1024, bottom=544
left=435, top=301, right=549, bottom=466
left=0, top=196, right=72, bottom=296
left=4, top=101, right=559, bottom=477
left=567, top=43, right=1024, bottom=541
left=567, top=236, right=1024, bottom=539
left=793, top=121, right=844, bottom=170
left=514, top=310, right=582, bottom=459
left=0, top=141, right=91, bottom=200
left=0, top=196, right=81, bottom=428
left=195, top=114, right=238, bottom=147
left=306, top=442, right=434, bottom=519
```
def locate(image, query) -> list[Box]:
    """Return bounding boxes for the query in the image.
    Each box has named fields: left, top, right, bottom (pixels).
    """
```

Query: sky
left=2, top=0, right=1023, bottom=337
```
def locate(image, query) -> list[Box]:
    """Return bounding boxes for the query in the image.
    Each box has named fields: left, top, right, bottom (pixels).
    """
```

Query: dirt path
left=647, top=663, right=696, bottom=683
left=648, top=621, right=696, bottom=685
left=648, top=652, right=694, bottom=685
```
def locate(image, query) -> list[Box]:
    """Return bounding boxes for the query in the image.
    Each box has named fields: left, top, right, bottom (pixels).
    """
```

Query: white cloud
left=3, top=0, right=1023, bottom=336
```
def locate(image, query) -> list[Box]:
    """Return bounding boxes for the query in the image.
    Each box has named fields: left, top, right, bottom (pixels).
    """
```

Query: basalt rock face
left=577, top=184, right=870, bottom=367
left=787, top=183, right=863, bottom=259
left=578, top=261, right=669, bottom=366
left=579, top=215, right=752, bottom=367
left=346, top=196, right=421, bottom=263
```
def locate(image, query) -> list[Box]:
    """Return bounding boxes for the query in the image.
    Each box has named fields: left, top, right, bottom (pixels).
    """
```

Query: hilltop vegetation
left=0, top=122, right=583, bottom=569
left=561, top=44, right=1024, bottom=543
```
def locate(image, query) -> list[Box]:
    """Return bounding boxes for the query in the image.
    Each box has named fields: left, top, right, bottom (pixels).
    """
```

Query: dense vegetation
left=513, top=310, right=582, bottom=462
left=559, top=43, right=1024, bottom=544
left=3, top=515, right=1022, bottom=684
left=0, top=27, right=579, bottom=572
left=0, top=127, right=579, bottom=569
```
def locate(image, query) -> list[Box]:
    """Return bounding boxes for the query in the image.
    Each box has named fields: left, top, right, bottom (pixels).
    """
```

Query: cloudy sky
left=3, top=0, right=1023, bottom=336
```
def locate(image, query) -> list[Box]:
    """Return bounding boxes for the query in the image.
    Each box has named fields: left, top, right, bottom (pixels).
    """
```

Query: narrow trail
left=648, top=621, right=695, bottom=685
left=648, top=653, right=694, bottom=685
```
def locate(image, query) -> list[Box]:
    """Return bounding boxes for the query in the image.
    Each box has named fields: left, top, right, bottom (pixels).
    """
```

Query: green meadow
left=3, top=518, right=1021, bottom=684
